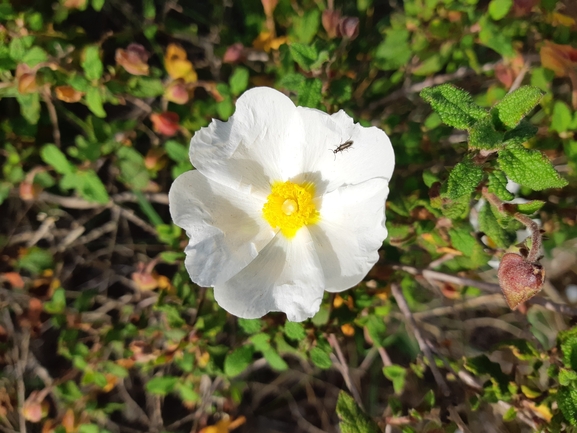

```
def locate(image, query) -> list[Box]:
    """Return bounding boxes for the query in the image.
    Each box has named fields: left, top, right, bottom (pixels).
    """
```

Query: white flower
left=169, top=87, right=395, bottom=322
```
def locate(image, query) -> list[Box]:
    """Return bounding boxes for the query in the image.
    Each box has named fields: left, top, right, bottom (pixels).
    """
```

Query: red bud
left=498, top=253, right=545, bottom=309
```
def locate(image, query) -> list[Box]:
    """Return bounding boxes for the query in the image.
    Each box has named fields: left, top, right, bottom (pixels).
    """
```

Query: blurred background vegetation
left=1, top=0, right=577, bottom=432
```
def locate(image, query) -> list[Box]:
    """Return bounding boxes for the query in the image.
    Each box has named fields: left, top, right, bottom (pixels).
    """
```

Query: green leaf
left=85, top=87, right=106, bottom=118
left=516, top=200, right=545, bottom=214
left=145, top=376, right=178, bottom=396
left=559, top=326, right=577, bottom=371
left=336, top=391, right=380, bottom=433
left=284, top=322, right=306, bottom=341
left=503, top=406, right=517, bottom=422
left=550, top=101, right=573, bottom=133
left=16, top=93, right=40, bottom=125
left=558, top=386, right=577, bottom=426
left=278, top=73, right=305, bottom=92
left=289, top=43, right=318, bottom=72
left=383, top=365, right=407, bottom=395
left=488, top=170, right=514, bottom=201
left=502, top=120, right=538, bottom=147
left=310, top=347, right=332, bottom=370
left=492, top=86, right=543, bottom=129
left=560, top=368, right=577, bottom=386
left=446, top=157, right=484, bottom=200
left=478, top=203, right=510, bottom=248
left=262, top=348, right=288, bottom=371
left=297, top=78, right=322, bottom=108
left=469, top=116, right=504, bottom=150
left=41, top=144, right=75, bottom=175
left=292, top=9, right=320, bottom=44
left=22, top=46, right=48, bottom=67
left=91, top=0, right=105, bottom=11
left=375, top=28, right=411, bottom=71
left=229, top=67, right=249, bottom=96
left=224, top=345, right=254, bottom=377
left=44, top=287, right=66, bottom=314
left=82, top=45, right=103, bottom=81
left=237, top=318, right=262, bottom=334
left=420, top=84, right=487, bottom=130
left=127, top=77, right=165, bottom=97
left=76, top=170, right=109, bottom=204
left=488, top=0, right=513, bottom=20
left=498, top=144, right=568, bottom=190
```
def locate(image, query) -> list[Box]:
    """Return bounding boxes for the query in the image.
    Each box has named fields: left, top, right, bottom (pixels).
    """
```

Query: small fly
left=330, top=139, right=354, bottom=160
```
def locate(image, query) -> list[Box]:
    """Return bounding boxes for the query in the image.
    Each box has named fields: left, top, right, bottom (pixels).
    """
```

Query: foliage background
left=1, top=0, right=577, bottom=432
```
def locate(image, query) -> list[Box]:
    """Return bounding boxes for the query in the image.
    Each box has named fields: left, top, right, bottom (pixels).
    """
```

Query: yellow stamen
left=262, top=181, right=319, bottom=238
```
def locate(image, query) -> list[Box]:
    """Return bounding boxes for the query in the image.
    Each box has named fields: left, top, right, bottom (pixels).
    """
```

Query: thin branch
left=41, top=88, right=61, bottom=147
left=392, top=264, right=577, bottom=316
left=391, top=283, right=451, bottom=397
left=447, top=406, right=472, bottom=433
left=328, top=334, right=364, bottom=410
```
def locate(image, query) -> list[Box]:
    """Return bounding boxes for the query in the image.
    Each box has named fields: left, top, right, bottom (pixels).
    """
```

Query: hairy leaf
left=498, top=144, right=568, bottom=190
left=336, top=391, right=380, bottom=433
left=488, top=170, right=514, bottom=201
left=469, top=116, right=504, bottom=150
left=492, top=86, right=543, bottom=129
left=446, top=157, right=484, bottom=199
left=421, top=84, right=487, bottom=130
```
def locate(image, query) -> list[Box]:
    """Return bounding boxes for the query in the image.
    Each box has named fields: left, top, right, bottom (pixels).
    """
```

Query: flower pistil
left=262, top=181, right=319, bottom=238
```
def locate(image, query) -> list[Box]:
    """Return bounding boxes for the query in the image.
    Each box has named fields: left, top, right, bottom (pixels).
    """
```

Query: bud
left=164, top=80, right=189, bottom=104
left=322, top=9, right=341, bottom=39
left=55, top=85, right=83, bottom=103
left=498, top=253, right=545, bottom=309
left=150, top=111, right=180, bottom=137
left=115, top=43, right=150, bottom=76
left=16, top=64, right=38, bottom=94
left=338, top=16, right=360, bottom=40
left=223, top=43, right=245, bottom=63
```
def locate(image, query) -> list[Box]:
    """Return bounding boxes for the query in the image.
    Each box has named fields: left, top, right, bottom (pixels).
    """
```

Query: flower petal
left=190, top=87, right=306, bottom=196
left=309, top=178, right=389, bottom=292
left=292, top=107, right=394, bottom=195
left=169, top=170, right=275, bottom=286
left=214, top=228, right=325, bottom=322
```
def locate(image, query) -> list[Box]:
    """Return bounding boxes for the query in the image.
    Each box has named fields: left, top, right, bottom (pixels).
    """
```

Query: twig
left=392, top=264, right=577, bottom=316
left=447, top=406, right=472, bottom=433
left=15, top=329, right=30, bottom=433
left=413, top=294, right=507, bottom=320
left=328, top=334, right=364, bottom=410
left=41, top=88, right=61, bottom=147
left=391, top=283, right=451, bottom=397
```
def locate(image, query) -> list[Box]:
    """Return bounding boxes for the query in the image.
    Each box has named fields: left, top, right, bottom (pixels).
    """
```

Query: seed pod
left=498, top=253, right=545, bottom=309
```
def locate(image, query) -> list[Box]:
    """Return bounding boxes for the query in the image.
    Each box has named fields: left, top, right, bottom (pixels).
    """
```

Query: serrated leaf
left=297, top=78, right=322, bottom=108
left=488, top=170, right=514, bottom=201
left=224, top=345, right=254, bottom=377
left=145, top=376, right=178, bottom=396
left=278, top=73, right=305, bottom=92
left=336, top=391, right=380, bottom=433
left=498, top=144, right=568, bottom=190
left=284, top=322, right=306, bottom=341
left=383, top=365, right=407, bottom=395
left=41, top=144, right=75, bottom=175
left=446, top=157, right=484, bottom=199
left=516, top=200, right=545, bottom=214
left=492, top=86, right=543, bottom=129
left=82, top=45, right=103, bottom=81
left=503, top=120, right=538, bottom=147
left=469, top=116, right=504, bottom=150
left=479, top=203, right=510, bottom=248
left=289, top=43, right=317, bottom=72
left=310, top=347, right=332, bottom=369
left=558, top=386, right=577, bottom=425
left=559, top=326, right=577, bottom=370
left=441, top=194, right=470, bottom=220
left=559, top=368, right=577, bottom=386
left=420, top=84, right=487, bottom=130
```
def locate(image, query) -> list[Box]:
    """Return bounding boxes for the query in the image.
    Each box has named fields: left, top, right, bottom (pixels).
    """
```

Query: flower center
left=262, top=181, right=319, bottom=238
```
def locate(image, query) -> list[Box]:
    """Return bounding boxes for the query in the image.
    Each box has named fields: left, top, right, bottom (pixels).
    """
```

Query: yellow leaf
left=164, top=44, right=197, bottom=82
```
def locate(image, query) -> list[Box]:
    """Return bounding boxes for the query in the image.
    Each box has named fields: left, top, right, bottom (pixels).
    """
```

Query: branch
left=391, top=283, right=450, bottom=397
